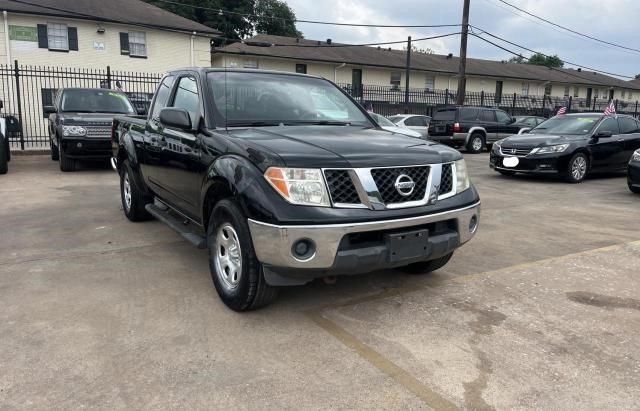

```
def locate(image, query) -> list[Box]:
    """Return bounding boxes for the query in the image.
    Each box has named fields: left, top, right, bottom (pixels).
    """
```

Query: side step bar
left=145, top=203, right=207, bottom=249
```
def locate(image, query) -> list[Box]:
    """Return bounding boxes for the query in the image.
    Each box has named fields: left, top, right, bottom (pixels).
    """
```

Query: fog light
left=292, top=239, right=316, bottom=261
left=469, top=215, right=478, bottom=233
left=77, top=142, right=83, bottom=148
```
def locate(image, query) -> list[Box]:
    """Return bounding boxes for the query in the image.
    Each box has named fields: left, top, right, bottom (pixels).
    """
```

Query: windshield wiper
left=226, top=121, right=283, bottom=127
left=288, top=120, right=352, bottom=126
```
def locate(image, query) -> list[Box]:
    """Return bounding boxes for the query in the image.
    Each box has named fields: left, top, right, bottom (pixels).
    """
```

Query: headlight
left=265, top=167, right=330, bottom=207
left=62, top=125, right=87, bottom=137
left=632, top=149, right=640, bottom=162
left=493, top=139, right=505, bottom=152
left=531, top=144, right=569, bottom=155
left=454, top=159, right=470, bottom=193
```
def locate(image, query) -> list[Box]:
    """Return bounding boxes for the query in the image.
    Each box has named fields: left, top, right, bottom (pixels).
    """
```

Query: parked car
left=46, top=88, right=139, bottom=172
left=388, top=114, right=431, bottom=138
left=369, top=113, right=422, bottom=138
left=0, top=101, right=9, bottom=175
left=490, top=113, right=640, bottom=183
left=428, top=106, right=523, bottom=153
left=112, top=68, right=481, bottom=311
left=629, top=149, right=640, bottom=193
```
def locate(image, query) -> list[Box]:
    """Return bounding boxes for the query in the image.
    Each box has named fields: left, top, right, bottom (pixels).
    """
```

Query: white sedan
left=370, top=113, right=423, bottom=138
left=388, top=114, right=431, bottom=138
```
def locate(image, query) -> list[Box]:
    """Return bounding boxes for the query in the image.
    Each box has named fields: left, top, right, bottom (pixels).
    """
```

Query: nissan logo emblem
left=394, top=174, right=416, bottom=196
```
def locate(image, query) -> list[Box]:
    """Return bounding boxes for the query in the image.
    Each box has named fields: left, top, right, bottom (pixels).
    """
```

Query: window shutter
left=119, top=32, right=130, bottom=55
left=37, top=24, right=48, bottom=48
left=68, top=27, right=78, bottom=51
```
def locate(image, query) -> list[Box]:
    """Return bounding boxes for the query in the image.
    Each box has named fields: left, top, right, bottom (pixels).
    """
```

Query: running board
left=145, top=203, right=207, bottom=249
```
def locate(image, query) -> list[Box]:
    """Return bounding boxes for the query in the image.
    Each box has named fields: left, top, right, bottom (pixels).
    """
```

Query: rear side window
left=405, top=116, right=426, bottom=126
left=458, top=108, right=478, bottom=121
left=433, top=109, right=456, bottom=121
left=619, top=117, right=640, bottom=134
left=150, top=75, right=175, bottom=120
left=480, top=110, right=495, bottom=122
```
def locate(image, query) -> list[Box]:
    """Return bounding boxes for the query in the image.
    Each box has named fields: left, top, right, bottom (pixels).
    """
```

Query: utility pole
left=456, top=0, right=471, bottom=106
left=404, top=36, right=411, bottom=114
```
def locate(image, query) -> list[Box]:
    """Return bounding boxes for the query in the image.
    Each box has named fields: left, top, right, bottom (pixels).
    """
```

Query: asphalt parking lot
left=1, top=154, right=639, bottom=409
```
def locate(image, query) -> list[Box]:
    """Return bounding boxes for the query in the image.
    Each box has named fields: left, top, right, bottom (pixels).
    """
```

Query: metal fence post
left=614, top=99, right=619, bottom=111
left=635, top=101, right=638, bottom=118
left=542, top=95, right=546, bottom=117
left=106, top=65, right=112, bottom=89
left=592, top=97, right=596, bottom=111
left=511, top=93, right=516, bottom=115
left=13, top=60, right=24, bottom=150
left=445, top=89, right=449, bottom=106
left=568, top=96, right=572, bottom=113
left=480, top=90, right=484, bottom=106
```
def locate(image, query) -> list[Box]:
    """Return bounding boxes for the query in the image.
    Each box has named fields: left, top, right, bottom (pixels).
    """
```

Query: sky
left=283, top=0, right=640, bottom=80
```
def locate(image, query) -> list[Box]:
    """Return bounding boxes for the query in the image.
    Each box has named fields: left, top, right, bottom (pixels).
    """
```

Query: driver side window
left=495, top=110, right=511, bottom=124
left=598, top=118, right=620, bottom=135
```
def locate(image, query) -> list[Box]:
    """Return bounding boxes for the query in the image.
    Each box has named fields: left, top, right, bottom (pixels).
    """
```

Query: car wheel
left=565, top=152, right=588, bottom=183
left=397, top=252, right=454, bottom=274
left=466, top=133, right=485, bottom=154
left=208, top=199, right=278, bottom=311
left=120, top=160, right=152, bottom=222
left=51, top=141, right=59, bottom=161
left=58, top=144, right=75, bottom=172
left=498, top=170, right=516, bottom=176
left=0, top=141, right=7, bottom=175
left=629, top=183, right=640, bottom=194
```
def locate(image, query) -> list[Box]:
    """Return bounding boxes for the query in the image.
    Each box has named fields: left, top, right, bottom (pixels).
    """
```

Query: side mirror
left=159, top=107, right=191, bottom=130
left=43, top=105, right=56, bottom=114
left=595, top=130, right=613, bottom=138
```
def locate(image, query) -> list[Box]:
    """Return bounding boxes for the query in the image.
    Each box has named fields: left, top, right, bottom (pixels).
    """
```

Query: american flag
left=557, top=106, right=567, bottom=115
left=604, top=101, right=616, bottom=117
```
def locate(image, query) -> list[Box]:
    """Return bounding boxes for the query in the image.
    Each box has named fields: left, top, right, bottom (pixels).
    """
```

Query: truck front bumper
left=248, top=201, right=480, bottom=282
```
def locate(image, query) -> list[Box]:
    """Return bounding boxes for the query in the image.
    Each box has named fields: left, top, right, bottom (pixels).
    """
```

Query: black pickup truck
left=112, top=68, right=481, bottom=311
left=46, top=88, right=138, bottom=171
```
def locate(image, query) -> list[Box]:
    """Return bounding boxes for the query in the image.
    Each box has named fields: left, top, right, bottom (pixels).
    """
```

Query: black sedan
left=490, top=113, right=640, bottom=183
left=629, top=149, right=640, bottom=193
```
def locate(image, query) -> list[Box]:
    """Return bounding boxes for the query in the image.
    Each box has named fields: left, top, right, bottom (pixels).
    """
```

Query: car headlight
left=265, top=167, right=331, bottom=207
left=493, top=139, right=505, bottom=152
left=632, top=149, right=640, bottom=162
left=62, top=125, right=87, bottom=137
left=531, top=144, right=569, bottom=155
left=454, top=159, right=470, bottom=193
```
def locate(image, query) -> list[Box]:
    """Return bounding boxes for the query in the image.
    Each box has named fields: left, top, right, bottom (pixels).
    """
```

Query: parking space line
left=306, top=310, right=459, bottom=410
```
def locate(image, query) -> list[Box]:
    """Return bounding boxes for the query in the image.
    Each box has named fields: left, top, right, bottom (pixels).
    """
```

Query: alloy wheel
left=123, top=172, right=132, bottom=212
left=571, top=156, right=587, bottom=181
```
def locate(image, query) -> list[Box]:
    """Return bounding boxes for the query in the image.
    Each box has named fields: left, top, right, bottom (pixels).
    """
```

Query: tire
left=565, top=152, right=588, bottom=183
left=58, top=144, right=75, bottom=172
left=397, top=252, right=454, bottom=275
left=466, top=133, right=485, bottom=154
left=498, top=169, right=516, bottom=176
left=120, top=160, right=152, bottom=222
left=0, top=140, right=7, bottom=175
left=629, top=184, right=640, bottom=194
left=51, top=141, right=59, bottom=161
left=208, top=199, right=278, bottom=311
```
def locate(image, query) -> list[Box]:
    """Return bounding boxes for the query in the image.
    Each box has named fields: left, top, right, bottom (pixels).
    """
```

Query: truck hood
left=501, top=133, right=586, bottom=147
left=59, top=113, right=128, bottom=124
left=225, top=125, right=461, bottom=168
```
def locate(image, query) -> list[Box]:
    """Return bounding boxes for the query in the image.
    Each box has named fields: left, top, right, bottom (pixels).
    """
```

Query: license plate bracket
left=386, top=229, right=429, bottom=263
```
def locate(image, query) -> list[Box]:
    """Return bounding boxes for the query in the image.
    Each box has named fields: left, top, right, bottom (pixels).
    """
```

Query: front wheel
left=565, top=152, right=588, bottom=183
left=120, top=161, right=152, bottom=221
left=58, top=144, right=75, bottom=172
left=50, top=141, right=59, bottom=161
left=397, top=252, right=454, bottom=274
left=629, top=183, right=640, bottom=194
left=208, top=199, right=278, bottom=311
left=466, top=133, right=485, bottom=154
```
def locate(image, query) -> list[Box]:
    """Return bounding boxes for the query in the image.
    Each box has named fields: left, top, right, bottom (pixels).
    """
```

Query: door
left=617, top=116, right=640, bottom=163
left=478, top=109, right=498, bottom=142
left=143, top=75, right=175, bottom=187
left=495, top=81, right=503, bottom=104
left=589, top=117, right=624, bottom=170
left=157, top=74, right=203, bottom=218
left=496, top=110, right=520, bottom=139
left=404, top=115, right=429, bottom=137
left=351, top=69, right=362, bottom=98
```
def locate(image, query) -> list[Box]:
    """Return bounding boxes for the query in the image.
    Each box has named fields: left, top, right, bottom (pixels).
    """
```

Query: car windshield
left=530, top=115, right=601, bottom=135
left=207, top=72, right=371, bottom=127
left=371, top=113, right=396, bottom=127
left=60, top=89, right=135, bottom=113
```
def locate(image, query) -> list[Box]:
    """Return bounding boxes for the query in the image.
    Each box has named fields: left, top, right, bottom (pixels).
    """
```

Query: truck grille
left=324, top=170, right=360, bottom=204
left=439, top=163, right=453, bottom=195
left=371, top=166, right=429, bottom=204
left=84, top=122, right=112, bottom=139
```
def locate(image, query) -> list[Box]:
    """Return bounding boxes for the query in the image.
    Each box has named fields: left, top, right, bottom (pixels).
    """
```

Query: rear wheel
left=120, top=160, right=152, bottom=221
left=208, top=199, right=278, bottom=311
left=565, top=152, right=588, bottom=183
left=397, top=252, right=454, bottom=275
left=629, top=183, right=640, bottom=194
left=466, top=133, right=485, bottom=154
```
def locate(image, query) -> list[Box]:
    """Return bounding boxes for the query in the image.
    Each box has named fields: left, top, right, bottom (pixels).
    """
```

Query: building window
left=544, top=84, right=552, bottom=96
left=47, top=23, right=68, bottom=50
left=128, top=31, right=147, bottom=57
left=425, top=75, right=435, bottom=91
left=390, top=71, right=401, bottom=89
left=573, top=87, right=579, bottom=98
left=521, top=82, right=529, bottom=96
left=563, top=86, right=570, bottom=97
left=295, top=64, right=307, bottom=74
left=243, top=59, right=258, bottom=69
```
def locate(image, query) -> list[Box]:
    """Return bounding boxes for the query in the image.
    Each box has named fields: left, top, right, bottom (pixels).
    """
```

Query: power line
left=152, top=0, right=462, bottom=29
left=492, top=0, right=640, bottom=55
left=471, top=26, right=635, bottom=80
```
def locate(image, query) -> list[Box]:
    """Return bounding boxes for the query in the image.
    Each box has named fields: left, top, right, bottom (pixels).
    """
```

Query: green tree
left=404, top=45, right=434, bottom=55
left=508, top=53, right=563, bottom=68
left=254, top=0, right=302, bottom=37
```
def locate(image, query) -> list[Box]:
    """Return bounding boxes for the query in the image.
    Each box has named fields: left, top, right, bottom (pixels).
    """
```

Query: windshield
left=60, top=89, right=135, bottom=113
left=530, top=115, right=601, bottom=135
left=371, top=113, right=396, bottom=127
left=208, top=72, right=371, bottom=127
